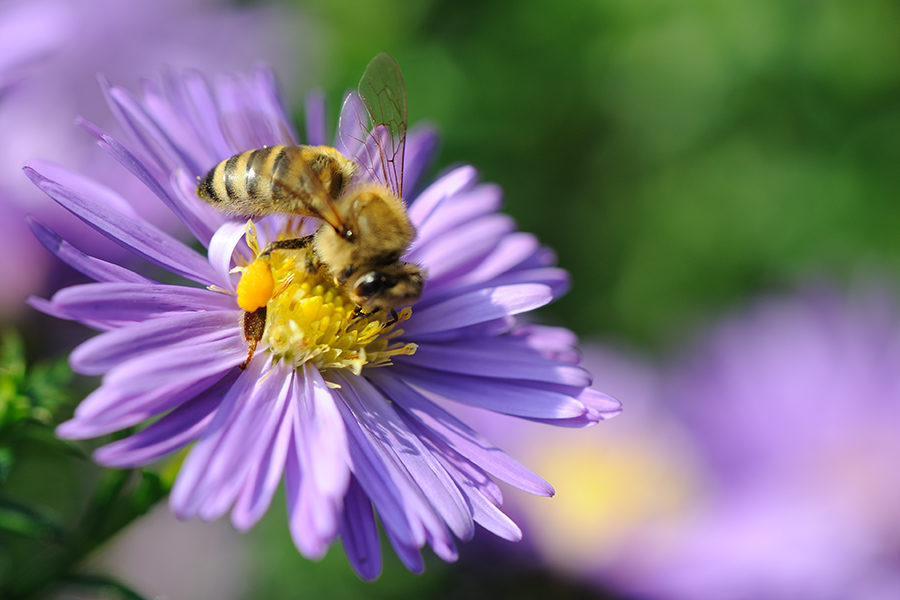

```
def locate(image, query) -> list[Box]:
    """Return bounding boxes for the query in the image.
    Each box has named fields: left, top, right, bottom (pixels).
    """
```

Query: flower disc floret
left=244, top=226, right=417, bottom=375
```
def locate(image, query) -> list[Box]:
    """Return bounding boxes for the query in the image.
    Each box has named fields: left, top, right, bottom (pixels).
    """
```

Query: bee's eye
left=342, top=229, right=355, bottom=242
left=355, top=272, right=395, bottom=299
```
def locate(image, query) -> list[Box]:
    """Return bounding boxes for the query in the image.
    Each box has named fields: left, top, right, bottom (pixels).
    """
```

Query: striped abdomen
left=196, top=145, right=354, bottom=217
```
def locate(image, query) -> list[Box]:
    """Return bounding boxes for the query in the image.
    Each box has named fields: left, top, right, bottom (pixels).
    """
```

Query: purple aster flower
left=28, top=65, right=621, bottom=579
left=0, top=0, right=305, bottom=317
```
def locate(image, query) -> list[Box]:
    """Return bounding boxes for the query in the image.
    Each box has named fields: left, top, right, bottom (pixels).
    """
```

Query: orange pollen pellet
left=236, top=258, right=275, bottom=312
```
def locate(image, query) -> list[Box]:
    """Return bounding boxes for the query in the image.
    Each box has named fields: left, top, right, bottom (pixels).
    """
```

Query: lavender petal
left=28, top=218, right=152, bottom=285
left=304, top=92, right=327, bottom=146
left=296, top=363, right=351, bottom=507
left=401, top=125, right=440, bottom=199
left=511, top=323, right=581, bottom=364
left=450, top=232, right=539, bottom=287
left=407, top=166, right=478, bottom=234
left=343, top=374, right=474, bottom=541
left=231, top=382, right=294, bottom=531
left=197, top=359, right=294, bottom=522
left=338, top=477, right=382, bottom=581
left=170, top=357, right=290, bottom=520
left=25, top=166, right=219, bottom=286
left=59, top=336, right=244, bottom=437
left=403, top=284, right=553, bottom=338
left=413, top=183, right=503, bottom=243
left=333, top=387, right=421, bottom=553
left=369, top=371, right=554, bottom=496
left=332, top=373, right=458, bottom=563
left=79, top=118, right=216, bottom=247
left=392, top=364, right=587, bottom=420
left=50, top=283, right=236, bottom=323
left=92, top=371, right=239, bottom=467
left=180, top=70, right=234, bottom=162
left=71, top=310, right=240, bottom=375
left=400, top=339, right=591, bottom=388
left=207, top=220, right=247, bottom=291
left=409, top=215, right=516, bottom=282
left=284, top=364, right=351, bottom=557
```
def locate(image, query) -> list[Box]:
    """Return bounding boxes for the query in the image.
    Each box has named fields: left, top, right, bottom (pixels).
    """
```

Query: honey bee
left=197, top=53, right=424, bottom=368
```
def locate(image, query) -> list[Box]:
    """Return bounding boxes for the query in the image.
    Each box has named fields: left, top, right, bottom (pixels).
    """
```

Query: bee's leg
left=384, top=308, right=400, bottom=327
left=348, top=307, right=398, bottom=327
left=347, top=305, right=376, bottom=327
left=240, top=306, right=267, bottom=370
left=260, top=235, right=313, bottom=258
left=348, top=305, right=368, bottom=324
left=304, top=251, right=322, bottom=275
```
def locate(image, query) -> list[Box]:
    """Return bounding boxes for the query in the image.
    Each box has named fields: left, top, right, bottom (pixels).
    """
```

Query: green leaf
left=0, top=497, right=67, bottom=542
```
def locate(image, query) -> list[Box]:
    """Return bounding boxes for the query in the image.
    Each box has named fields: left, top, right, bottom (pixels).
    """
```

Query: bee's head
left=350, top=263, right=424, bottom=312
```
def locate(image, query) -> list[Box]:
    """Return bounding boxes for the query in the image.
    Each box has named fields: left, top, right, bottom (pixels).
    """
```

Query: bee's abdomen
left=197, top=145, right=294, bottom=215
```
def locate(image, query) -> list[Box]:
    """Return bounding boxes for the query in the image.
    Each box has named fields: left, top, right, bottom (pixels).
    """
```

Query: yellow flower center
left=234, top=222, right=417, bottom=375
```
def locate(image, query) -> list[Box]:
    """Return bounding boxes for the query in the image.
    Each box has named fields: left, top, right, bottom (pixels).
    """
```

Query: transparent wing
left=338, top=52, right=407, bottom=199
left=337, top=90, right=368, bottom=160
left=272, top=147, right=347, bottom=235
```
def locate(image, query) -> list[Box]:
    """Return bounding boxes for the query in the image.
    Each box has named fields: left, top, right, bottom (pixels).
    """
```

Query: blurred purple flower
left=645, top=285, right=900, bottom=600
left=0, top=0, right=305, bottom=317
left=488, top=285, right=900, bottom=599
left=28, top=67, right=621, bottom=579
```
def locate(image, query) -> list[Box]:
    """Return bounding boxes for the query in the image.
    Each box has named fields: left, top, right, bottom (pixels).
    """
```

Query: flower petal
left=393, top=364, right=587, bottom=421
left=369, top=372, right=553, bottom=496
left=25, top=165, right=219, bottom=285
left=337, top=398, right=420, bottom=557
left=58, top=336, right=244, bottom=438
left=342, top=374, right=474, bottom=542
left=50, top=282, right=235, bottom=325
left=338, top=477, right=382, bottom=581
left=304, top=92, right=327, bottom=146
left=231, top=382, right=294, bottom=531
left=413, top=183, right=503, bottom=245
left=285, top=364, right=351, bottom=558
left=71, top=310, right=240, bottom=375
left=400, top=339, right=591, bottom=388
left=403, top=283, right=553, bottom=337
left=26, top=159, right=141, bottom=220
left=410, top=215, right=516, bottom=283
left=407, top=166, right=478, bottom=230
left=83, top=121, right=217, bottom=245
left=216, top=71, right=287, bottom=151
left=170, top=358, right=293, bottom=521
left=101, top=85, right=202, bottom=176
left=451, top=232, right=539, bottom=286
left=417, top=434, right=523, bottom=541
left=207, top=220, right=247, bottom=290
left=511, top=323, right=582, bottom=364
left=179, top=69, right=234, bottom=162
left=28, top=218, right=152, bottom=285
left=402, top=125, right=439, bottom=198
left=92, top=370, right=239, bottom=467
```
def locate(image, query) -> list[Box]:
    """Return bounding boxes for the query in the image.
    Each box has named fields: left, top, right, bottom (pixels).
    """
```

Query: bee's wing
left=336, top=91, right=368, bottom=161
left=272, top=147, right=347, bottom=235
left=338, top=52, right=407, bottom=199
